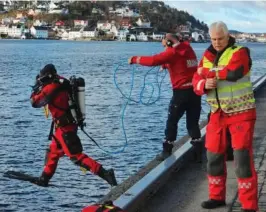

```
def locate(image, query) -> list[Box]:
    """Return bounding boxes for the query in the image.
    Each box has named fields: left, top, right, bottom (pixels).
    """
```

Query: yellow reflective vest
left=203, top=46, right=255, bottom=113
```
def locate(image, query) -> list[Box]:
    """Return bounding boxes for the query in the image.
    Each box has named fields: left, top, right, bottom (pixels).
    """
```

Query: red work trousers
left=205, top=110, right=258, bottom=210
left=43, top=127, right=101, bottom=178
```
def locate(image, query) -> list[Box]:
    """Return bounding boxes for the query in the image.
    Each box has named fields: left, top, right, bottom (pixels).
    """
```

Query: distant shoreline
left=0, top=37, right=265, bottom=44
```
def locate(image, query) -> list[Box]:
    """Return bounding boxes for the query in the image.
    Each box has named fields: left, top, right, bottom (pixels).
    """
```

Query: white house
left=191, top=32, right=204, bottom=42
left=35, top=4, right=47, bottom=14
left=2, top=18, right=12, bottom=25
left=136, top=17, right=151, bottom=28
left=2, top=1, right=12, bottom=11
left=49, top=8, right=68, bottom=14
left=108, top=7, right=114, bottom=12
left=48, top=2, right=58, bottom=10
left=92, top=8, right=104, bottom=15
left=60, top=30, right=69, bottom=40
left=256, top=36, right=266, bottom=43
left=0, top=25, right=8, bottom=35
left=12, top=19, right=20, bottom=24
left=48, top=2, right=68, bottom=15
left=30, top=26, right=48, bottom=39
left=129, top=34, right=136, bottom=41
left=137, top=32, right=148, bottom=41
left=35, top=8, right=47, bottom=14
left=74, top=20, right=88, bottom=27
left=110, top=7, right=140, bottom=17
left=126, top=10, right=139, bottom=17
left=82, top=26, right=98, bottom=38
left=110, top=7, right=123, bottom=16
left=69, top=28, right=82, bottom=40
left=179, top=24, right=191, bottom=33
left=8, top=25, right=22, bottom=38
left=110, top=25, right=119, bottom=37
left=152, top=32, right=164, bottom=41
left=97, top=20, right=112, bottom=31
left=117, top=29, right=129, bottom=41
left=33, top=19, right=47, bottom=27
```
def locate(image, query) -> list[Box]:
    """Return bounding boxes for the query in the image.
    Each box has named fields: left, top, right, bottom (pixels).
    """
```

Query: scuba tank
left=69, top=76, right=86, bottom=128
left=76, top=77, right=86, bottom=121
left=68, top=98, right=78, bottom=123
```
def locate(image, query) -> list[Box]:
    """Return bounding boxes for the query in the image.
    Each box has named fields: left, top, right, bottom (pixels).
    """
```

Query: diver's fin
left=4, top=170, right=38, bottom=182
left=2, top=170, right=50, bottom=187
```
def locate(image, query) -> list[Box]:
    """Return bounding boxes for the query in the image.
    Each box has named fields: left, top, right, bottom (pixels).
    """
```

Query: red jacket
left=192, top=39, right=256, bottom=121
left=131, top=41, right=198, bottom=89
left=30, top=76, right=76, bottom=131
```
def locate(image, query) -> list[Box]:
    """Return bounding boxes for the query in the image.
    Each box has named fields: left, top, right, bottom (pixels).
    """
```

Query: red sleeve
left=197, top=52, right=216, bottom=78
left=217, top=48, right=250, bottom=80
left=30, top=83, right=59, bottom=108
left=192, top=72, right=206, bottom=96
left=131, top=48, right=175, bottom=66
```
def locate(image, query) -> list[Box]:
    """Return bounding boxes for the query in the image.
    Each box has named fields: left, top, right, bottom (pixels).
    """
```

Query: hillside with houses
left=0, top=0, right=265, bottom=43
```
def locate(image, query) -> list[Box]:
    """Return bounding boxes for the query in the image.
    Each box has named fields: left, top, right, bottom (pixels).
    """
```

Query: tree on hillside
left=2, top=0, right=208, bottom=33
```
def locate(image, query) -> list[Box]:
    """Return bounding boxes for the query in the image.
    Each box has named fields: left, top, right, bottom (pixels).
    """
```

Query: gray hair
left=209, top=21, right=229, bottom=35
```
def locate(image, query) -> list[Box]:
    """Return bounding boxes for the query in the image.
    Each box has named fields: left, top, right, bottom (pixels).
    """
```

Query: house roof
left=139, top=17, right=150, bottom=22
left=70, top=27, right=82, bottom=32
left=121, top=17, right=130, bottom=21
left=34, top=26, right=49, bottom=30
left=55, top=20, right=64, bottom=26
left=8, top=25, right=22, bottom=29
left=83, top=26, right=97, bottom=31
left=97, top=20, right=108, bottom=24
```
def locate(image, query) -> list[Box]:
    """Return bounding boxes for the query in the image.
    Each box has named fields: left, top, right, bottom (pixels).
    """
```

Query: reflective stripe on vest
left=203, top=46, right=255, bottom=113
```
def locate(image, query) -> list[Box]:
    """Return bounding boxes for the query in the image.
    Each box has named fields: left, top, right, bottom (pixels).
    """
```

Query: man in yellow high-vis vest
left=193, top=21, right=258, bottom=212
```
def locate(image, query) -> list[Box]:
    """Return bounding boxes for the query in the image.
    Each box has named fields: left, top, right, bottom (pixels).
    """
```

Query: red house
left=55, top=21, right=65, bottom=26
left=120, top=17, right=131, bottom=29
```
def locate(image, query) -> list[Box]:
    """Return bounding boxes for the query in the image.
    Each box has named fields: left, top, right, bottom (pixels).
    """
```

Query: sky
left=165, top=1, right=266, bottom=33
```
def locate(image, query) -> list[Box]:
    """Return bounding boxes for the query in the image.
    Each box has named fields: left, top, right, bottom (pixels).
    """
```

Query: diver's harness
left=50, top=76, right=86, bottom=129
left=33, top=75, right=101, bottom=148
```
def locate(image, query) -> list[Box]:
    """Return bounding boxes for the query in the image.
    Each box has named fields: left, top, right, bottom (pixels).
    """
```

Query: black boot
left=241, top=209, right=256, bottom=212
left=35, top=172, right=50, bottom=187
left=201, top=199, right=226, bottom=209
left=190, top=138, right=202, bottom=146
left=190, top=138, right=203, bottom=163
left=157, top=141, right=173, bottom=161
left=98, top=166, right=118, bottom=186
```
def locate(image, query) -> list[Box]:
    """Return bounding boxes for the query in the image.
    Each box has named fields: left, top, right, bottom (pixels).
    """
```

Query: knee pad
left=207, top=151, right=225, bottom=176
left=234, top=149, right=252, bottom=178
left=62, top=131, right=83, bottom=155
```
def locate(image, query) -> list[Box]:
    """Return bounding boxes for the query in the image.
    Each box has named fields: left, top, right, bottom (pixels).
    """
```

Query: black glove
left=31, top=77, right=42, bottom=94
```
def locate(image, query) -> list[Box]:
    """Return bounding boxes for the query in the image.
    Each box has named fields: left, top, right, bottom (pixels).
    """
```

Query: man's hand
left=205, top=78, right=217, bottom=89
left=128, top=57, right=133, bottom=65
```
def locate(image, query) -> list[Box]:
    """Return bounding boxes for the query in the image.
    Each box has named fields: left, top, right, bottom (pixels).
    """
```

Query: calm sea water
left=0, top=40, right=265, bottom=211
